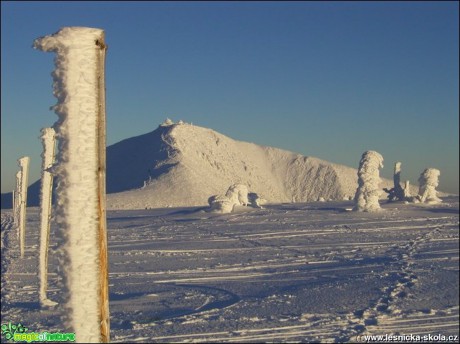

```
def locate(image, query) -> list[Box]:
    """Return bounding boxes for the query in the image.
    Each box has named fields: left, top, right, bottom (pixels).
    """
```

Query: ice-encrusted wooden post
left=14, top=171, right=21, bottom=225
left=34, top=27, right=110, bottom=343
left=39, top=127, right=57, bottom=307
left=18, top=156, right=30, bottom=258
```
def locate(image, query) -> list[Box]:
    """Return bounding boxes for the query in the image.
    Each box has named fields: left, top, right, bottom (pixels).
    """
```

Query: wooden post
left=14, top=171, right=22, bottom=225
left=39, top=127, right=57, bottom=306
left=96, top=34, right=110, bottom=343
left=34, top=26, right=110, bottom=343
left=18, top=156, right=30, bottom=258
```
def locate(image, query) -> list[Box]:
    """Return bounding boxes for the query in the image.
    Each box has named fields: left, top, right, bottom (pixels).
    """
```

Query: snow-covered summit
left=106, top=121, right=398, bottom=209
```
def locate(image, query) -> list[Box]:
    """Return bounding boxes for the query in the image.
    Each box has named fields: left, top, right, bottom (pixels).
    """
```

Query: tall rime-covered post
left=14, top=170, right=22, bottom=225
left=34, top=27, right=110, bottom=343
left=18, top=156, right=30, bottom=258
left=39, top=127, right=57, bottom=307
left=353, top=150, right=384, bottom=212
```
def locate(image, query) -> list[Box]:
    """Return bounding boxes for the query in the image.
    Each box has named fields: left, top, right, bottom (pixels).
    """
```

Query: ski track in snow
left=1, top=198, right=458, bottom=343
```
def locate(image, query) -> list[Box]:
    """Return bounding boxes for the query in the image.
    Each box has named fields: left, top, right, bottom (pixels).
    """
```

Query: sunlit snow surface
left=1, top=197, right=459, bottom=343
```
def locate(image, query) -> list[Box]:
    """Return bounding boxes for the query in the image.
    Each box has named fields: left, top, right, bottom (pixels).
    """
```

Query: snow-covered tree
left=34, top=27, right=109, bottom=343
left=208, top=195, right=236, bottom=213
left=208, top=185, right=263, bottom=213
left=417, top=168, right=442, bottom=204
left=226, top=184, right=249, bottom=206
left=353, top=150, right=384, bottom=212
left=383, top=162, right=407, bottom=202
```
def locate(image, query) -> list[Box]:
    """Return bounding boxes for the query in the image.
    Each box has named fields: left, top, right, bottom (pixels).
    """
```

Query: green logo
left=1, top=322, right=75, bottom=342
left=1, top=322, right=28, bottom=340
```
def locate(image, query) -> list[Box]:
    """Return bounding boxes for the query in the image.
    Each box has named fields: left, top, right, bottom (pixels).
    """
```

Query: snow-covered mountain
left=106, top=121, right=397, bottom=209
left=1, top=121, right=409, bottom=210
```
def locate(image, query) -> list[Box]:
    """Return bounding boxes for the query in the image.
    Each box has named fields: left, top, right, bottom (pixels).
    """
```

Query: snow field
left=1, top=197, right=458, bottom=342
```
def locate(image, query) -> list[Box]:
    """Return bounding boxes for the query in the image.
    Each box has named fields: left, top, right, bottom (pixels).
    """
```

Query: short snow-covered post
left=39, top=127, right=57, bottom=307
left=34, top=27, right=110, bottom=343
left=18, top=156, right=30, bottom=258
left=417, top=168, right=442, bottom=204
left=353, top=150, right=384, bottom=212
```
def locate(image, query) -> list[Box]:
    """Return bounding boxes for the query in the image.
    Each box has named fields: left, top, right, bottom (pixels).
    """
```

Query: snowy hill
left=106, top=121, right=398, bottom=209
left=1, top=121, right=416, bottom=210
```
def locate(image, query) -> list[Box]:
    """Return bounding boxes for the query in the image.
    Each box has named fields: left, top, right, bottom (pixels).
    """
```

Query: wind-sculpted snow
left=1, top=197, right=458, bottom=342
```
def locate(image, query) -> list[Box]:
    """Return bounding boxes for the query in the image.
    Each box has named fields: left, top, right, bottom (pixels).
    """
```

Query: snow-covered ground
left=1, top=197, right=459, bottom=343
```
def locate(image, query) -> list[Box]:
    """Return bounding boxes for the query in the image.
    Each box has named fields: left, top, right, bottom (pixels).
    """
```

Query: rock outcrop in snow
left=416, top=168, right=442, bottom=204
left=353, top=150, right=384, bottom=212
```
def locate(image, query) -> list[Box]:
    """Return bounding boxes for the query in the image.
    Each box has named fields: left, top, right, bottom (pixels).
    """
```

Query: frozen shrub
left=417, top=168, right=442, bottom=204
left=353, top=150, right=384, bottom=212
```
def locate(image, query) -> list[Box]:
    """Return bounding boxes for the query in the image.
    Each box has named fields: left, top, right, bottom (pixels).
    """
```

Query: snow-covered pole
left=39, top=127, right=57, bottom=307
left=96, top=34, right=110, bottom=344
left=18, top=156, right=30, bottom=258
left=14, top=171, right=22, bottom=226
left=34, top=27, right=110, bottom=343
left=12, top=190, right=15, bottom=219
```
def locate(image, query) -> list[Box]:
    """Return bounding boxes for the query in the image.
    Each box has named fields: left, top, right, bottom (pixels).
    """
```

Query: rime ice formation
left=14, top=171, right=22, bottom=224
left=208, top=184, right=249, bottom=214
left=208, top=185, right=266, bottom=213
left=226, top=184, right=249, bottom=206
left=208, top=195, right=236, bottom=213
left=353, top=150, right=384, bottom=212
left=17, top=156, right=30, bottom=258
left=34, top=27, right=106, bottom=342
left=38, top=128, right=57, bottom=307
left=417, top=168, right=442, bottom=204
left=383, top=162, right=407, bottom=202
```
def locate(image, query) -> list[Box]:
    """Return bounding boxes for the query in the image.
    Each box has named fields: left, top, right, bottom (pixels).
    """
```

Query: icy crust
left=34, top=27, right=104, bottom=342
left=33, top=27, right=104, bottom=52
left=353, top=150, right=384, bottom=212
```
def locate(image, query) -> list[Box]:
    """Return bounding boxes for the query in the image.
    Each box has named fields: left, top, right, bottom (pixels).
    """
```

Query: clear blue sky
left=1, top=1, right=459, bottom=194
